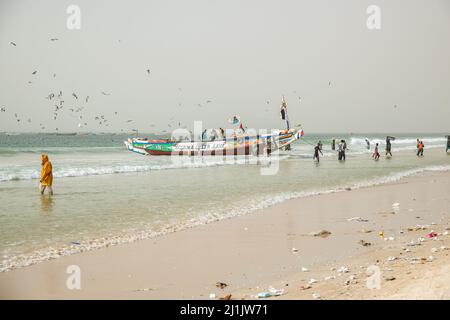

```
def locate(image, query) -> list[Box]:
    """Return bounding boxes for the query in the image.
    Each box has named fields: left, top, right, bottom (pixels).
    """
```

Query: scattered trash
left=324, top=275, right=336, bottom=281
left=392, top=203, right=400, bottom=211
left=257, top=292, right=271, bottom=298
left=347, top=217, right=368, bottom=222
left=385, top=277, right=396, bottom=282
left=216, top=282, right=228, bottom=289
left=220, top=294, right=232, bottom=300
left=378, top=231, right=384, bottom=238
left=387, top=256, right=397, bottom=261
left=431, top=247, right=438, bottom=253
left=209, top=293, right=216, bottom=299
left=360, top=229, right=373, bottom=233
left=345, top=187, right=352, bottom=191
left=337, top=266, right=349, bottom=273
left=309, top=230, right=332, bottom=238
left=301, top=267, right=309, bottom=272
left=300, top=284, right=312, bottom=290
left=384, top=237, right=395, bottom=241
left=312, top=293, right=321, bottom=299
left=358, top=240, right=371, bottom=247
left=427, top=256, right=434, bottom=262
left=426, top=232, right=438, bottom=239
left=257, top=287, right=285, bottom=298
left=292, top=248, right=299, bottom=253
left=70, top=241, right=81, bottom=245
left=268, top=286, right=285, bottom=296
left=308, top=278, right=318, bottom=284
left=133, top=287, right=153, bottom=292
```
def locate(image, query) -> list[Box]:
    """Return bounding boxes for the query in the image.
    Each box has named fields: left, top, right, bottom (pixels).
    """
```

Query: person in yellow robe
left=40, top=154, right=53, bottom=195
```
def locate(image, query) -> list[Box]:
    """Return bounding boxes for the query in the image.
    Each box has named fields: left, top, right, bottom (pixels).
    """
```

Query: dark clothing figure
left=386, top=136, right=394, bottom=157
left=313, top=145, right=323, bottom=162
left=447, top=136, right=450, bottom=152
left=331, top=139, right=335, bottom=151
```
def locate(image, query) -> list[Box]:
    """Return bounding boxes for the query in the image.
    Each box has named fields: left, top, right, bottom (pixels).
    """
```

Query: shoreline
left=1, top=149, right=449, bottom=273
left=0, top=168, right=449, bottom=299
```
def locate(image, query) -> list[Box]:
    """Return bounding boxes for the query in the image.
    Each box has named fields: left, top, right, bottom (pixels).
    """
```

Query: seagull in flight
left=10, top=41, right=16, bottom=46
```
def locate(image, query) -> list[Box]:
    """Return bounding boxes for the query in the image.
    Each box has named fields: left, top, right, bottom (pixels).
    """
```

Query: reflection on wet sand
left=40, top=195, right=53, bottom=213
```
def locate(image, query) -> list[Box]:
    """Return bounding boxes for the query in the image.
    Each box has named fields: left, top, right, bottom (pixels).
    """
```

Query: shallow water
left=0, top=132, right=448, bottom=271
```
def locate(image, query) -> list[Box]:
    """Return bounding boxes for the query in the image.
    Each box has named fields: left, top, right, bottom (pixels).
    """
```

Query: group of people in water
left=312, top=135, right=448, bottom=163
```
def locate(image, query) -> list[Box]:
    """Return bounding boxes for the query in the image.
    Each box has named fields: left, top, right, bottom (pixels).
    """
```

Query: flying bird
left=1, top=106, right=6, bottom=112
left=10, top=41, right=16, bottom=46
left=146, top=69, right=150, bottom=74
left=32, top=71, right=37, bottom=75
left=100, top=91, right=111, bottom=96
left=50, top=38, right=59, bottom=41
left=85, top=96, right=89, bottom=103
left=72, top=93, right=78, bottom=99
left=47, top=93, right=55, bottom=100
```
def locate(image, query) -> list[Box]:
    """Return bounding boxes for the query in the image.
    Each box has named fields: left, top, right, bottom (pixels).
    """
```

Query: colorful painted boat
left=125, top=128, right=304, bottom=156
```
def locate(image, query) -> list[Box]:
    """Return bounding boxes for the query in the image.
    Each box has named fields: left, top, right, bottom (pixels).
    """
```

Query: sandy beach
left=1, top=168, right=449, bottom=299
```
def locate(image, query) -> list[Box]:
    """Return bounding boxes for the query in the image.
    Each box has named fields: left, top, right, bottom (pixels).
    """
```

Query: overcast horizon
left=1, top=0, right=449, bottom=134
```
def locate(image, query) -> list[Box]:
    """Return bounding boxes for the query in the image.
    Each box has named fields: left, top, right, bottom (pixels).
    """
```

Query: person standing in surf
left=417, top=140, right=424, bottom=157
left=446, top=136, right=450, bottom=153
left=40, top=154, right=53, bottom=195
left=313, top=143, right=323, bottom=163
left=372, top=143, right=380, bottom=160
left=331, top=138, right=335, bottom=151
left=365, top=138, right=370, bottom=150
left=342, top=139, right=347, bottom=160
left=385, top=136, right=394, bottom=157
left=337, top=140, right=345, bottom=161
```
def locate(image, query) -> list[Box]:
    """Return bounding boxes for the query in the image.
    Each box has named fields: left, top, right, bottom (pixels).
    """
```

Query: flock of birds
left=2, top=39, right=400, bottom=134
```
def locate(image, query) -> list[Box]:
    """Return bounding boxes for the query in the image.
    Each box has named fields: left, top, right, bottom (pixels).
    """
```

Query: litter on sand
left=426, top=232, right=438, bottom=238
left=301, top=267, right=309, bottom=272
left=347, top=217, right=369, bottom=222
left=219, top=294, right=232, bottom=300
left=309, top=230, right=332, bottom=238
left=358, top=240, right=371, bottom=247
left=216, top=282, right=228, bottom=289
left=337, top=266, right=349, bottom=273
left=312, top=293, right=321, bottom=299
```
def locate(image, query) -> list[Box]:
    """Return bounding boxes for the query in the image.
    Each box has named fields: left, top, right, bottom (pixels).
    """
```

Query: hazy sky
left=0, top=0, right=449, bottom=133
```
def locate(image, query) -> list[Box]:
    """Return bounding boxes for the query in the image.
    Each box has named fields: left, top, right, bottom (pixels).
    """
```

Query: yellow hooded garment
left=40, top=154, right=53, bottom=186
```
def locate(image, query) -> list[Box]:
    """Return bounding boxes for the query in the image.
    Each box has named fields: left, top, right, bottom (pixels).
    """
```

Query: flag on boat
left=280, top=96, right=287, bottom=120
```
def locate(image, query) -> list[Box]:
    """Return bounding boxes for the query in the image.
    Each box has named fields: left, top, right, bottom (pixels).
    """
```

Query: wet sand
left=0, top=170, right=449, bottom=299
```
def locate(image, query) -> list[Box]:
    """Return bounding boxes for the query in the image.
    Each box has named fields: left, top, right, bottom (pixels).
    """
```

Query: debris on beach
left=384, top=236, right=395, bottom=241
left=387, top=256, right=397, bottom=262
left=426, top=232, right=438, bottom=239
left=219, top=294, right=232, bottom=300
left=70, top=241, right=81, bottom=245
left=309, top=230, right=332, bottom=238
left=392, top=203, right=400, bottom=211
left=385, top=277, right=396, bottom=282
left=337, top=266, right=349, bottom=274
left=431, top=247, right=438, bottom=253
left=358, top=240, right=372, bottom=247
left=301, top=267, right=309, bottom=272
left=324, top=275, right=336, bottom=281
left=132, top=287, right=153, bottom=292
left=312, top=293, right=321, bottom=299
left=360, top=229, right=373, bottom=233
left=347, top=217, right=368, bottom=222
left=257, top=287, right=285, bottom=298
left=268, top=286, right=285, bottom=296
left=308, top=278, right=318, bottom=284
left=292, top=247, right=299, bottom=253
left=209, top=293, right=216, bottom=299
left=378, top=231, right=384, bottom=238
left=300, top=284, right=312, bottom=290
left=216, top=282, right=228, bottom=289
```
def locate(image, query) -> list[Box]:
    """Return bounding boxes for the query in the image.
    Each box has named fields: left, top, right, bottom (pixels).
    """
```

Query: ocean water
left=0, top=132, right=448, bottom=271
